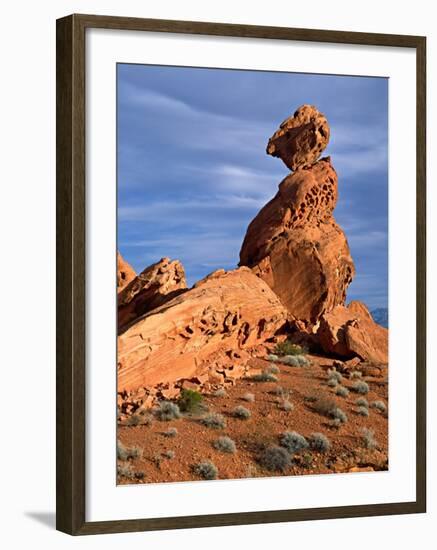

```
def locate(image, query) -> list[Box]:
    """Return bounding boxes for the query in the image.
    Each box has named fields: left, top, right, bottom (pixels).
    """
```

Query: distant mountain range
left=371, top=307, right=388, bottom=328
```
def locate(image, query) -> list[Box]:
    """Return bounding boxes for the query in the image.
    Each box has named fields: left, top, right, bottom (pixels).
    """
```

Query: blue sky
left=117, top=64, right=388, bottom=310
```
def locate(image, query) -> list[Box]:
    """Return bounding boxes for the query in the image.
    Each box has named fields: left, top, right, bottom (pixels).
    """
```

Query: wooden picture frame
left=56, top=13, right=426, bottom=535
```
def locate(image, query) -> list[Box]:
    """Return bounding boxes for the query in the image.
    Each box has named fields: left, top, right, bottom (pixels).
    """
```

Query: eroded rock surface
left=240, top=157, right=354, bottom=324
left=266, top=104, right=330, bottom=171
left=118, top=257, right=187, bottom=331
left=317, top=301, right=388, bottom=364
left=117, top=267, right=287, bottom=392
left=117, top=251, right=136, bottom=292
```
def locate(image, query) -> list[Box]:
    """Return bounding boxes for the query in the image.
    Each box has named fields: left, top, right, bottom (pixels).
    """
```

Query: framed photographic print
left=56, top=14, right=426, bottom=535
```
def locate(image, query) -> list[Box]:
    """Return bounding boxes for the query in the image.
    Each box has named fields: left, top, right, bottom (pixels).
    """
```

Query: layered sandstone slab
left=239, top=158, right=354, bottom=324
left=118, top=257, right=187, bottom=331
left=117, top=251, right=136, bottom=292
left=317, top=301, right=388, bottom=364
left=117, top=267, right=287, bottom=392
left=266, top=104, right=330, bottom=171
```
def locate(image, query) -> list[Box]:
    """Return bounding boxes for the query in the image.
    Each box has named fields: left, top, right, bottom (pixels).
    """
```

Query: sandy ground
left=117, top=355, right=388, bottom=484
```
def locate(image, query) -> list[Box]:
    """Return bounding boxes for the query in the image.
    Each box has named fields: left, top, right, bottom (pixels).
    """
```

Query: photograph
left=115, top=64, right=389, bottom=484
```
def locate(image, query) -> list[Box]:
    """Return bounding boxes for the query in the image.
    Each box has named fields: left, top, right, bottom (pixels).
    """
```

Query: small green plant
left=163, top=450, right=175, bottom=459
left=193, top=461, right=218, bottom=480
left=213, top=388, right=227, bottom=398
left=117, top=440, right=142, bottom=460
left=242, top=392, right=255, bottom=402
left=156, top=401, right=181, bottom=421
left=280, top=431, right=308, bottom=454
left=274, top=340, right=307, bottom=357
left=252, top=371, right=278, bottom=382
left=201, top=413, right=226, bottom=429
left=267, top=364, right=280, bottom=374
left=309, top=432, right=331, bottom=452
left=278, top=399, right=294, bottom=411
left=259, top=445, right=291, bottom=471
left=352, top=381, right=369, bottom=394
left=266, top=353, right=279, bottom=362
left=178, top=388, right=203, bottom=412
left=355, top=397, right=369, bottom=408
left=213, top=436, right=236, bottom=454
left=357, top=406, right=369, bottom=417
left=327, top=368, right=343, bottom=383
left=300, top=452, right=313, bottom=469
left=362, top=428, right=377, bottom=449
left=370, top=400, right=387, bottom=413
left=336, top=385, right=350, bottom=397
left=163, top=427, right=178, bottom=437
left=350, top=371, right=363, bottom=379
left=233, top=405, right=251, bottom=419
left=282, top=355, right=310, bottom=367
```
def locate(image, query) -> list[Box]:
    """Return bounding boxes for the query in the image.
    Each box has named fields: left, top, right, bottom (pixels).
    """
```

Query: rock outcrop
left=118, top=257, right=187, bottom=331
left=117, top=251, right=136, bottom=292
left=240, top=155, right=354, bottom=325
left=117, top=267, right=287, bottom=392
left=266, top=105, right=330, bottom=171
left=317, top=301, right=388, bottom=364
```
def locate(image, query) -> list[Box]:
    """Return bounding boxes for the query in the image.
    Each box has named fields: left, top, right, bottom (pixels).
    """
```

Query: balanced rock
left=117, top=267, right=287, bottom=392
left=240, top=157, right=354, bottom=324
left=317, top=301, right=388, bottom=364
left=117, top=251, right=136, bottom=292
left=118, top=257, right=187, bottom=331
left=266, top=105, right=330, bottom=171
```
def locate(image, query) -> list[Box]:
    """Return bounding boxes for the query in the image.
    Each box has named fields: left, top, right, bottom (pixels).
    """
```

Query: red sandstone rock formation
left=118, top=257, right=187, bottom=331
left=317, top=301, right=388, bottom=364
left=239, top=157, right=354, bottom=324
left=267, top=105, right=330, bottom=171
left=117, top=267, right=287, bottom=392
left=117, top=251, right=136, bottom=292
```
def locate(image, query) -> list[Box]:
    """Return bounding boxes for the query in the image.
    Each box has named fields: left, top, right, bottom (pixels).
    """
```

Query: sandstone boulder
left=266, top=104, right=330, bottom=171
left=239, top=158, right=354, bottom=324
left=117, top=267, right=287, bottom=392
left=117, top=251, right=136, bottom=292
left=118, top=257, right=187, bottom=331
left=317, top=301, right=388, bottom=364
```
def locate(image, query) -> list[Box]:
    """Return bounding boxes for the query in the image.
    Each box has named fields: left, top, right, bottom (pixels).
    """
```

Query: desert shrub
left=336, top=385, right=350, bottom=397
left=193, top=461, right=218, bottom=480
left=352, top=381, right=370, bottom=395
left=213, top=388, right=227, bottom=398
left=233, top=405, right=251, bottom=419
left=309, top=432, right=331, bottom=452
left=332, top=407, right=348, bottom=424
left=117, top=440, right=142, bottom=460
left=252, top=371, right=278, bottom=382
left=259, top=445, right=291, bottom=471
left=126, top=414, right=141, bottom=426
left=278, top=399, right=294, bottom=412
left=178, top=388, right=203, bottom=412
left=163, top=427, right=178, bottom=438
left=274, top=340, right=308, bottom=357
left=267, top=364, right=280, bottom=374
left=357, top=406, right=369, bottom=417
left=362, top=428, right=377, bottom=449
left=137, top=410, right=154, bottom=426
left=266, top=353, right=279, bottom=362
left=313, top=395, right=337, bottom=416
left=370, top=400, right=387, bottom=413
left=355, top=397, right=369, bottom=408
left=271, top=385, right=286, bottom=396
left=304, top=395, right=318, bottom=403
left=156, top=401, right=181, bottom=421
left=201, top=413, right=226, bottom=429
left=350, top=371, right=363, bottom=379
left=134, top=471, right=146, bottom=480
left=282, top=354, right=310, bottom=367
left=163, top=450, right=175, bottom=459
left=300, top=453, right=313, bottom=468
left=327, top=378, right=338, bottom=387
left=213, top=436, right=236, bottom=454
left=117, top=464, right=134, bottom=479
left=242, top=392, right=255, bottom=402
left=280, top=431, right=308, bottom=454
left=327, top=369, right=343, bottom=383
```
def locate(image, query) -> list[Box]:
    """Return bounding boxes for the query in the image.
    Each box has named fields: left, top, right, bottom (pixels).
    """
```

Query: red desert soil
left=117, top=355, right=388, bottom=485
